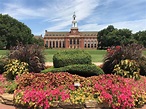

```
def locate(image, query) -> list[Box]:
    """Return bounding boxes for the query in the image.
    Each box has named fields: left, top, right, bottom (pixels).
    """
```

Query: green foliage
left=0, top=56, right=8, bottom=74
left=53, top=50, right=92, bottom=68
left=8, top=44, right=45, bottom=73
left=5, top=80, right=17, bottom=93
left=42, top=64, right=104, bottom=77
left=137, top=56, right=146, bottom=76
left=0, top=36, right=7, bottom=49
left=102, top=43, right=144, bottom=74
left=133, top=30, right=146, bottom=47
left=113, top=59, right=140, bottom=80
left=3, top=59, right=29, bottom=80
left=32, top=37, right=44, bottom=47
left=98, top=25, right=134, bottom=49
left=0, top=14, right=33, bottom=49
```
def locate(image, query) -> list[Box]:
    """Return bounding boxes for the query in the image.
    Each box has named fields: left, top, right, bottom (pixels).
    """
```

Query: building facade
left=44, top=13, right=98, bottom=49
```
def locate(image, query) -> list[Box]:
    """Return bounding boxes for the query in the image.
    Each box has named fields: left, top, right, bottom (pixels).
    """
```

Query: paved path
left=45, top=62, right=103, bottom=66
left=0, top=103, right=15, bottom=109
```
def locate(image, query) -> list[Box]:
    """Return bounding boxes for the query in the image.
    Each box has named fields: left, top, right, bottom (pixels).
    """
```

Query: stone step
left=0, top=93, right=13, bottom=105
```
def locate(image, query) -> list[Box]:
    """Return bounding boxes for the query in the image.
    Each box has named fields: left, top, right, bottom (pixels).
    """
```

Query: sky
left=0, top=0, right=146, bottom=36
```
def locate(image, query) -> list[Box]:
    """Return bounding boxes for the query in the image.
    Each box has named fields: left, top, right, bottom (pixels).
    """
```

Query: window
left=73, top=39, right=76, bottom=44
left=84, top=44, right=86, bottom=48
left=56, top=41, right=58, bottom=48
left=70, top=39, right=72, bottom=44
left=77, top=39, right=79, bottom=44
left=50, top=41, right=52, bottom=48
left=53, top=41, right=55, bottom=47
left=59, top=41, right=62, bottom=48
left=63, top=41, right=65, bottom=48
left=94, top=44, right=96, bottom=48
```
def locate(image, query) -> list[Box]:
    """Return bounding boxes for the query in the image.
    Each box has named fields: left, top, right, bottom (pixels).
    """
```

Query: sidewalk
left=45, top=62, right=103, bottom=66
left=0, top=103, right=15, bottom=109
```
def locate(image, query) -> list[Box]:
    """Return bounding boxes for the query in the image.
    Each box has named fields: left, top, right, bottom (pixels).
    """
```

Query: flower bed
left=0, top=74, right=6, bottom=94
left=0, top=74, right=17, bottom=94
left=13, top=72, right=146, bottom=109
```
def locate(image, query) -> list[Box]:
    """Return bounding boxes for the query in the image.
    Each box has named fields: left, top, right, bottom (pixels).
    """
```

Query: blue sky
left=0, top=0, right=146, bottom=36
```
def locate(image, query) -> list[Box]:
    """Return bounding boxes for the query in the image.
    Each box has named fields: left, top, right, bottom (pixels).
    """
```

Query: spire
left=72, top=12, right=78, bottom=28
left=73, top=12, right=76, bottom=20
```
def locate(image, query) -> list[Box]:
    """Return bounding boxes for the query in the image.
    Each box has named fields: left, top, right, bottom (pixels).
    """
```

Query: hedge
left=53, top=50, right=92, bottom=68
left=41, top=64, right=104, bottom=77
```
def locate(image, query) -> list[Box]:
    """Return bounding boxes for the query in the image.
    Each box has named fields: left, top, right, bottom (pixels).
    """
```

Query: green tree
left=98, top=25, right=133, bottom=49
left=98, top=25, right=115, bottom=49
left=32, top=37, right=44, bottom=47
left=0, top=36, right=7, bottom=49
left=0, top=14, right=33, bottom=49
left=133, top=31, right=146, bottom=47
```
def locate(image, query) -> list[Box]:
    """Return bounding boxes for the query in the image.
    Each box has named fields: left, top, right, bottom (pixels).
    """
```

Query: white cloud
left=1, top=3, right=45, bottom=19
left=79, top=19, right=146, bottom=33
left=0, top=0, right=145, bottom=35
left=43, top=0, right=99, bottom=31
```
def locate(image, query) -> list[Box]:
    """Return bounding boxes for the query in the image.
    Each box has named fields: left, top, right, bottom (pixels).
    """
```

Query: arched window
left=84, top=41, right=86, bottom=48
left=88, top=41, right=90, bottom=48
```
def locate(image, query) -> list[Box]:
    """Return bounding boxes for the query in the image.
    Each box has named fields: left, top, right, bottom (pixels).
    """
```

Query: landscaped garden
left=1, top=43, right=146, bottom=109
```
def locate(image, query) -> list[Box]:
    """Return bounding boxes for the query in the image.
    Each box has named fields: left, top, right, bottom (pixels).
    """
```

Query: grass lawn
left=1, top=49, right=146, bottom=62
left=44, top=49, right=106, bottom=62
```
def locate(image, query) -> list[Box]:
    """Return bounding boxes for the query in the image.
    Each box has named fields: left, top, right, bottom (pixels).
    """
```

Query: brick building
left=44, top=13, right=98, bottom=49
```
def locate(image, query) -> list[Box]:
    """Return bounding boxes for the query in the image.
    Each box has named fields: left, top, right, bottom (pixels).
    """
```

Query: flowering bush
left=0, top=74, right=6, bottom=94
left=14, top=73, right=146, bottom=109
left=14, top=86, right=70, bottom=109
left=15, top=72, right=86, bottom=90
left=102, top=43, right=144, bottom=74
left=0, top=74, right=16, bottom=94
left=93, top=74, right=134, bottom=109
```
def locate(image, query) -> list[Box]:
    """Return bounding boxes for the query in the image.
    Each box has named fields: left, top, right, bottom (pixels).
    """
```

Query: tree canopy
left=97, top=25, right=146, bottom=49
left=133, top=31, right=146, bottom=47
left=0, top=14, right=34, bottom=49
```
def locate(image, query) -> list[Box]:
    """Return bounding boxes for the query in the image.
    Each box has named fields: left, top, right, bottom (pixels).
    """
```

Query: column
left=48, top=41, right=50, bottom=48
left=58, top=40, right=60, bottom=48
left=72, top=39, right=73, bottom=48
left=75, top=39, right=77, bottom=48
left=51, top=40, right=53, bottom=48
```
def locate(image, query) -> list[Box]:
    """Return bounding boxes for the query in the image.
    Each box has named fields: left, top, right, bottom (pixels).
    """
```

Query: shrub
left=0, top=74, right=17, bottom=94
left=113, top=59, right=140, bottom=80
left=102, top=43, right=144, bottom=74
left=0, top=56, right=8, bottom=74
left=5, top=80, right=17, bottom=93
left=137, top=56, right=146, bottom=76
left=14, top=87, right=70, bottom=109
left=16, top=72, right=86, bottom=90
left=3, top=59, right=29, bottom=80
left=42, top=64, right=104, bottom=77
left=13, top=73, right=146, bottom=108
left=53, top=50, right=92, bottom=68
left=93, top=74, right=135, bottom=109
left=8, top=44, right=45, bottom=73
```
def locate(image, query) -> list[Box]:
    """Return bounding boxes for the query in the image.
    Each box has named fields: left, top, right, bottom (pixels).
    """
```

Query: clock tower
left=71, top=12, right=79, bottom=35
